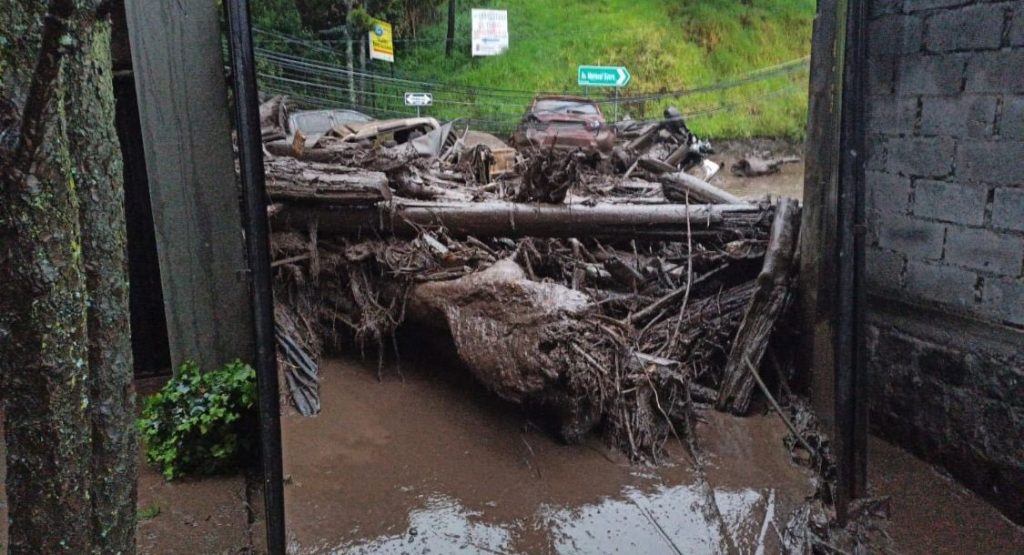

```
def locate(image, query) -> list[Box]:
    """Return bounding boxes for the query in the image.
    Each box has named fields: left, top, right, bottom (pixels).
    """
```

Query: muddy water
left=281, top=351, right=816, bottom=554
left=708, top=140, right=805, bottom=202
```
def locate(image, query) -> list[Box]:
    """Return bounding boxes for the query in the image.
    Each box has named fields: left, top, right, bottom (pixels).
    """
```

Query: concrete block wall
left=864, top=0, right=1024, bottom=523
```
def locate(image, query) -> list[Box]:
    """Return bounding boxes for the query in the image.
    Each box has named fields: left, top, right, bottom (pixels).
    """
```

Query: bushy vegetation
left=394, top=0, right=814, bottom=138
left=252, top=0, right=816, bottom=139
left=138, top=360, right=258, bottom=480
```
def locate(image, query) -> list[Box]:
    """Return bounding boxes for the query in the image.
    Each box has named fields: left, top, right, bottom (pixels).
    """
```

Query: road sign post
left=404, top=92, right=433, bottom=117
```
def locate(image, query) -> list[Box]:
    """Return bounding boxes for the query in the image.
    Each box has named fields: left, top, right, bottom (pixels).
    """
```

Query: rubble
left=263, top=96, right=802, bottom=460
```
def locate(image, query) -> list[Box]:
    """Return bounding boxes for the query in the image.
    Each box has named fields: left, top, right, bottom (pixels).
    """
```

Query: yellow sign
left=368, top=18, right=394, bottom=63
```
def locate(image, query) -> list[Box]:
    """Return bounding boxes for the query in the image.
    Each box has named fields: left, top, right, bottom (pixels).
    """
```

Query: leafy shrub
left=139, top=360, right=258, bottom=480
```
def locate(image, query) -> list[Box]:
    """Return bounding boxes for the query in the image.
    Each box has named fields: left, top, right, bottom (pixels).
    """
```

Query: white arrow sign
left=404, top=92, right=433, bottom=107
left=577, top=65, right=632, bottom=87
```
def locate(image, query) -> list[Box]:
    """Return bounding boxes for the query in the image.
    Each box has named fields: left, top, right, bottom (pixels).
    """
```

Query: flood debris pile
left=263, top=97, right=802, bottom=462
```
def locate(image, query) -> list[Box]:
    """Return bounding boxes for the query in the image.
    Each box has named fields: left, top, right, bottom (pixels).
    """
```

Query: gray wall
left=864, top=0, right=1024, bottom=523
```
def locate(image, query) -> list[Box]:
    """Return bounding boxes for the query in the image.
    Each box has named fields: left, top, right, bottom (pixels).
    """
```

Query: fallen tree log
left=716, top=198, right=801, bottom=414
left=278, top=201, right=770, bottom=240
left=264, top=157, right=391, bottom=205
left=660, top=171, right=747, bottom=205
left=407, top=259, right=602, bottom=441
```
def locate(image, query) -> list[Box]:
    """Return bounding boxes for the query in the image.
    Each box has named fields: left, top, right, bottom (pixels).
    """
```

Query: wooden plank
left=798, top=0, right=843, bottom=433
left=124, top=0, right=254, bottom=372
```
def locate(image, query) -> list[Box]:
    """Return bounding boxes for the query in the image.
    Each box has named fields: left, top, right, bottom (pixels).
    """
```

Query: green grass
left=385, top=0, right=815, bottom=139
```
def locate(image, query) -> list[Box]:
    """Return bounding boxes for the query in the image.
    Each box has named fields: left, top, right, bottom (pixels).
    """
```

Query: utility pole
left=345, top=0, right=357, bottom=107
left=446, top=0, right=457, bottom=58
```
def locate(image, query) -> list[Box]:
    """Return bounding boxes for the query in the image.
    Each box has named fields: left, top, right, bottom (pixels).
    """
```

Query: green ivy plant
left=139, top=360, right=258, bottom=480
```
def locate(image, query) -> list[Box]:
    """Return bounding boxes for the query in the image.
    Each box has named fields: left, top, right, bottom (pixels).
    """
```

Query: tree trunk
left=279, top=201, right=768, bottom=240
left=446, top=0, right=457, bottom=58
left=717, top=198, right=801, bottom=414
left=0, top=1, right=93, bottom=552
left=66, top=14, right=138, bottom=554
left=1, top=1, right=137, bottom=552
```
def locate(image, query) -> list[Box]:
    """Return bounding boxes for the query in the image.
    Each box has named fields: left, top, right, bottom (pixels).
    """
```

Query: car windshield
left=290, top=110, right=374, bottom=135
left=532, top=99, right=600, bottom=116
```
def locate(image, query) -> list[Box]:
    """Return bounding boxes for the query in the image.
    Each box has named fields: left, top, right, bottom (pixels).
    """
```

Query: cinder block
left=870, top=0, right=904, bottom=18
left=982, top=277, right=1024, bottom=325
left=964, top=50, right=1024, bottom=93
left=868, top=55, right=898, bottom=96
left=868, top=96, right=919, bottom=134
left=967, top=352, right=1024, bottom=403
left=867, top=134, right=889, bottom=170
left=905, top=260, right=979, bottom=308
left=877, top=214, right=947, bottom=259
left=886, top=136, right=956, bottom=177
left=868, top=170, right=913, bottom=215
left=945, top=227, right=1024, bottom=275
left=905, top=0, right=975, bottom=13
left=999, top=96, right=1024, bottom=140
left=956, top=140, right=1024, bottom=184
left=871, top=14, right=924, bottom=56
left=913, top=179, right=988, bottom=225
left=867, top=247, right=907, bottom=291
left=1010, top=6, right=1024, bottom=46
left=920, top=95, right=997, bottom=138
left=923, top=3, right=1006, bottom=52
left=918, top=343, right=969, bottom=386
left=992, top=188, right=1024, bottom=232
left=897, top=53, right=967, bottom=96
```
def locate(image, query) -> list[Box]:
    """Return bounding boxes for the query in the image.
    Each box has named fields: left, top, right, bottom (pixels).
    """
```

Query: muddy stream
left=281, top=337, right=816, bottom=555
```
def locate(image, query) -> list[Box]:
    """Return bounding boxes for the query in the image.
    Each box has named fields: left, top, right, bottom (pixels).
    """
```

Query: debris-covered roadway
left=260, top=96, right=888, bottom=551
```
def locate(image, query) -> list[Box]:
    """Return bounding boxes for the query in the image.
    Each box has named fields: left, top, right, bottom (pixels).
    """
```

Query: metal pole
left=613, top=87, right=619, bottom=122
left=835, top=0, right=868, bottom=525
left=223, top=1, right=287, bottom=553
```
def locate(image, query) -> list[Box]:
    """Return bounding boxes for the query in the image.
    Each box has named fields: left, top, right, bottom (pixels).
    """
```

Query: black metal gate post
left=835, top=0, right=869, bottom=523
left=223, top=1, right=288, bottom=552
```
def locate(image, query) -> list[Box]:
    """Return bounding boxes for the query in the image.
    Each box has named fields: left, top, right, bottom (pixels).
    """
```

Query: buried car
left=511, top=95, right=616, bottom=154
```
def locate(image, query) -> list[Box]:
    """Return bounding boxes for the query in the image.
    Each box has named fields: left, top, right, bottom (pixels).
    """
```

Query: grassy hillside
left=390, top=0, right=816, bottom=139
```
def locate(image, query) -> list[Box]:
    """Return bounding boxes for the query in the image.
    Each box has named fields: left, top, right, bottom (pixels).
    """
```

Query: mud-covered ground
left=1, top=359, right=1022, bottom=554
left=710, top=138, right=805, bottom=202
left=281, top=352, right=814, bottom=554
left=275, top=342, right=1024, bottom=554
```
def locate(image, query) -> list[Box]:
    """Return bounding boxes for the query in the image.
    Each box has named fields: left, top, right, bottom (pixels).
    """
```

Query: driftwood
left=716, top=198, right=801, bottom=414
left=730, top=156, right=801, bottom=177
left=260, top=95, right=289, bottom=142
left=264, top=157, right=391, bottom=205
left=407, top=259, right=601, bottom=441
left=280, top=201, right=768, bottom=240
left=659, top=172, right=747, bottom=205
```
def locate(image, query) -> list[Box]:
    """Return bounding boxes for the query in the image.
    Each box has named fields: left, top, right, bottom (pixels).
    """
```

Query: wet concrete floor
left=281, top=354, right=817, bottom=554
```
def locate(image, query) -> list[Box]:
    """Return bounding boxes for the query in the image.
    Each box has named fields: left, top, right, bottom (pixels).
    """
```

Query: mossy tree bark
left=1, top=0, right=136, bottom=552
left=66, top=10, right=138, bottom=554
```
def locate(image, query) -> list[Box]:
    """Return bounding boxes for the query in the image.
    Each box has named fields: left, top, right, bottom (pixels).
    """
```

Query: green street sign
left=577, top=65, right=631, bottom=87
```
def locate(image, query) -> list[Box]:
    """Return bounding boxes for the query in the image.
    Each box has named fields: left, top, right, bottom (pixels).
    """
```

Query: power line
left=253, top=27, right=810, bottom=102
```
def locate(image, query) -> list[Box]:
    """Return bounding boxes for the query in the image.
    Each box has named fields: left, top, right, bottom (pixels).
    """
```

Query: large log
left=716, top=198, right=801, bottom=414
left=407, top=259, right=601, bottom=442
left=660, top=171, right=747, bottom=205
left=264, top=157, right=391, bottom=205
left=278, top=200, right=769, bottom=240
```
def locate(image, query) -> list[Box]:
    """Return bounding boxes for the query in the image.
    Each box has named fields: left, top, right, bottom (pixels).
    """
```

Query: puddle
left=281, top=352, right=814, bottom=554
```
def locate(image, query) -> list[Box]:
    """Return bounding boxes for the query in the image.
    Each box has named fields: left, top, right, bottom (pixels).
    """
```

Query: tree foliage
left=254, top=0, right=445, bottom=37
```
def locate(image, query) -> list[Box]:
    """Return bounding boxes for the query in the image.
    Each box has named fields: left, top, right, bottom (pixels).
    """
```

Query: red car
left=511, top=95, right=616, bottom=154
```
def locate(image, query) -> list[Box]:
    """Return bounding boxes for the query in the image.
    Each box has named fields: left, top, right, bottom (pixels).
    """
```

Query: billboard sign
left=471, top=9, right=509, bottom=57
left=368, top=18, right=394, bottom=62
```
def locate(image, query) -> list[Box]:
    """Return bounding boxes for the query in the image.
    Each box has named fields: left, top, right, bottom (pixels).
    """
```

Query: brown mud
left=281, top=347, right=818, bottom=554
left=710, top=139, right=805, bottom=202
